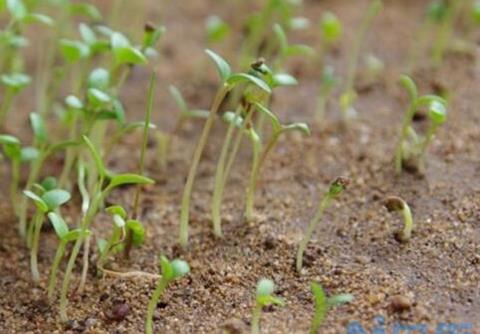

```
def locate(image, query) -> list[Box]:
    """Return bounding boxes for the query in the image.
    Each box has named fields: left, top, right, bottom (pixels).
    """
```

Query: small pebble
left=389, top=295, right=412, bottom=313
left=110, top=303, right=130, bottom=321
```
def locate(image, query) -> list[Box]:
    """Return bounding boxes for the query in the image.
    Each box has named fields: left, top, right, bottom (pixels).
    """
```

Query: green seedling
left=310, top=283, right=353, bottom=334
left=395, top=75, right=447, bottom=173
left=315, top=66, right=338, bottom=127
left=296, top=177, right=350, bottom=273
left=206, top=15, right=231, bottom=45
left=145, top=256, right=190, bottom=334
left=97, top=205, right=145, bottom=269
left=23, top=185, right=71, bottom=283
left=251, top=278, right=284, bottom=334
left=318, top=11, right=342, bottom=66
left=58, top=135, right=154, bottom=322
left=339, top=0, right=382, bottom=122
left=179, top=49, right=271, bottom=248
left=0, top=72, right=31, bottom=126
left=0, top=134, right=38, bottom=214
left=272, top=23, right=314, bottom=70
left=47, top=212, right=89, bottom=302
left=384, top=196, right=414, bottom=243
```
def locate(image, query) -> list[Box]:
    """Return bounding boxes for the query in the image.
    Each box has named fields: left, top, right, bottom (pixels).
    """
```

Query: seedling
left=394, top=75, right=447, bottom=173
left=296, top=177, right=350, bottom=273
left=23, top=185, right=71, bottom=283
left=310, top=283, right=353, bottom=334
left=315, top=66, right=338, bottom=127
left=58, top=135, right=154, bottom=322
left=384, top=196, right=414, bottom=243
left=318, top=11, right=342, bottom=66
left=97, top=205, right=145, bottom=269
left=0, top=134, right=38, bottom=214
left=0, top=73, right=31, bottom=126
left=47, top=212, right=89, bottom=302
left=251, top=278, right=284, bottom=334
left=179, top=49, right=271, bottom=248
left=206, top=15, right=231, bottom=45
left=339, top=0, right=382, bottom=122
left=145, top=256, right=190, bottom=334
left=272, top=23, right=314, bottom=70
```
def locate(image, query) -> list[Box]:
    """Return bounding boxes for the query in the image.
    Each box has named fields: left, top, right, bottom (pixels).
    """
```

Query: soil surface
left=1, top=0, right=479, bottom=333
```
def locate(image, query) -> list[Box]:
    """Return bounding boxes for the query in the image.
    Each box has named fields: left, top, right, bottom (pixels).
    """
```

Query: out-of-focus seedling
left=273, top=23, right=314, bottom=70
left=206, top=15, right=231, bottom=45
left=0, top=73, right=31, bottom=126
left=318, top=11, right=342, bottom=66
left=179, top=49, right=271, bottom=248
left=315, top=66, right=338, bottom=127
left=310, top=283, right=354, bottom=334
left=0, top=134, right=38, bottom=213
left=384, top=196, right=414, bottom=243
left=47, top=212, right=89, bottom=302
left=395, top=75, right=447, bottom=174
left=23, top=185, right=71, bottom=283
left=339, top=0, right=382, bottom=122
left=363, top=53, right=384, bottom=84
left=145, top=256, right=190, bottom=334
left=97, top=205, right=145, bottom=269
left=296, top=177, right=350, bottom=273
left=251, top=278, right=284, bottom=334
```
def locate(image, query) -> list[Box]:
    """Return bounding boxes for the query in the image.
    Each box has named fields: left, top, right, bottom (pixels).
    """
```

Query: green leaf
left=88, top=68, right=110, bottom=90
left=1, top=73, right=31, bottom=90
left=69, top=3, right=102, bottom=21
left=222, top=111, right=244, bottom=128
left=20, top=147, right=39, bottom=162
left=160, top=256, right=174, bottom=281
left=415, top=95, right=446, bottom=108
left=311, top=282, right=328, bottom=331
left=169, top=85, right=189, bottom=114
left=286, top=44, right=315, bottom=57
left=106, top=205, right=127, bottom=219
left=399, top=74, right=418, bottom=101
left=254, top=103, right=281, bottom=132
left=256, top=278, right=275, bottom=297
left=30, top=112, right=48, bottom=144
left=108, top=173, right=155, bottom=188
left=327, top=293, right=354, bottom=307
left=0, top=134, right=21, bottom=160
left=206, top=15, right=230, bottom=44
left=82, top=135, right=107, bottom=178
left=7, top=0, right=26, bottom=20
left=65, top=95, right=83, bottom=109
left=0, top=134, right=20, bottom=146
left=63, top=229, right=89, bottom=242
left=111, top=32, right=147, bottom=65
left=113, top=214, right=125, bottom=228
left=22, top=13, right=54, bottom=26
left=427, top=100, right=447, bottom=124
left=143, top=24, right=166, bottom=49
left=272, top=73, right=298, bottom=87
left=320, top=11, right=342, bottom=43
left=171, top=259, right=190, bottom=279
left=126, top=219, right=145, bottom=246
left=96, top=237, right=108, bottom=254
left=87, top=88, right=111, bottom=107
left=23, top=190, right=48, bottom=212
left=205, top=49, right=231, bottom=82
left=273, top=24, right=288, bottom=53
left=59, top=39, right=90, bottom=62
left=281, top=123, right=311, bottom=136
left=41, top=189, right=71, bottom=210
left=41, top=176, right=57, bottom=191
left=226, top=73, right=271, bottom=93
left=79, top=23, right=97, bottom=45
left=47, top=212, right=69, bottom=239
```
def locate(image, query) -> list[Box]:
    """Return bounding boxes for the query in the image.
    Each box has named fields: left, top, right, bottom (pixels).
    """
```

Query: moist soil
left=1, top=0, right=479, bottom=333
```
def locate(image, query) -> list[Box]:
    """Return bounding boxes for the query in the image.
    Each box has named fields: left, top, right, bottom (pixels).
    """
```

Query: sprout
left=315, top=66, right=338, bottom=127
left=97, top=205, right=145, bottom=269
left=339, top=0, right=382, bottom=123
left=384, top=196, right=414, bottom=242
left=251, top=278, right=284, bottom=334
left=47, top=212, right=89, bottom=302
left=310, top=283, right=353, bottom=333
left=58, top=135, right=154, bottom=322
left=179, top=49, right=271, bottom=248
left=394, top=75, right=447, bottom=174
left=273, top=23, right=314, bottom=69
left=23, top=184, right=71, bottom=283
left=318, top=11, right=342, bottom=66
left=205, top=15, right=230, bottom=45
left=296, top=177, right=350, bottom=273
left=0, top=72, right=31, bottom=126
left=145, top=256, right=190, bottom=334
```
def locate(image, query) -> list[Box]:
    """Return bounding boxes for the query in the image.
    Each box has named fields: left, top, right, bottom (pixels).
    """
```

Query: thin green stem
left=211, top=106, right=243, bottom=237
left=245, top=132, right=261, bottom=222
left=10, top=159, right=20, bottom=215
left=394, top=101, right=416, bottom=174
left=179, top=85, right=229, bottom=248
left=145, top=277, right=169, bottom=334
left=251, top=303, right=262, bottom=334
left=402, top=204, right=413, bottom=240
left=296, top=195, right=332, bottom=273
left=0, top=88, right=15, bottom=127
left=30, top=212, right=45, bottom=283
left=48, top=241, right=66, bottom=301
